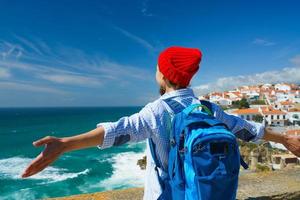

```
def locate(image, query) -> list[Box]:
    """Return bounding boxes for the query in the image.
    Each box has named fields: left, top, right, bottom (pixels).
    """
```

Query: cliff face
left=48, top=168, right=300, bottom=200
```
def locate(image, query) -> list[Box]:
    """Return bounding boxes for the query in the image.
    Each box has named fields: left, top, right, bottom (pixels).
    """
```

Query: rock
left=137, top=156, right=146, bottom=170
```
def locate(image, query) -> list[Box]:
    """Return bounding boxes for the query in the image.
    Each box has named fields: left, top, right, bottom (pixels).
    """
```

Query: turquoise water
left=0, top=107, right=146, bottom=200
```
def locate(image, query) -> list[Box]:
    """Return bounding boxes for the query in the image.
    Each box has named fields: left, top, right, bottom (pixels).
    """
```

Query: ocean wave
left=98, top=150, right=146, bottom=190
left=1, top=188, right=38, bottom=200
left=0, top=156, right=89, bottom=183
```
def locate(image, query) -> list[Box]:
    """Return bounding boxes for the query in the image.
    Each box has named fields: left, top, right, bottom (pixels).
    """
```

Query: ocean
left=0, top=107, right=146, bottom=200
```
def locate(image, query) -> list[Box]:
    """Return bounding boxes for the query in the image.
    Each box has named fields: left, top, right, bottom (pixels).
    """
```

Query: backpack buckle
left=170, top=139, right=176, bottom=147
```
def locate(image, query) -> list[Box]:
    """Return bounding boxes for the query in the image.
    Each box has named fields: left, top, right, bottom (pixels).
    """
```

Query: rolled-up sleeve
left=211, top=103, right=265, bottom=142
left=97, top=102, right=158, bottom=149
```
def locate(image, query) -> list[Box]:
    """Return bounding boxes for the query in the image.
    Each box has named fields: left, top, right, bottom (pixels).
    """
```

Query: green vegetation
left=256, top=163, right=271, bottom=172
left=220, top=105, right=229, bottom=110
left=253, top=115, right=264, bottom=123
left=251, top=100, right=266, bottom=105
left=239, top=140, right=259, bottom=151
left=232, top=98, right=250, bottom=109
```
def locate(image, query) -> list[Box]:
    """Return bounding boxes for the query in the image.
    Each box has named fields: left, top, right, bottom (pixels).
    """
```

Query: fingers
left=22, top=136, right=61, bottom=178
left=33, top=136, right=55, bottom=147
left=21, top=152, right=53, bottom=178
left=21, top=153, right=44, bottom=178
left=285, top=136, right=300, bottom=157
left=22, top=159, right=52, bottom=178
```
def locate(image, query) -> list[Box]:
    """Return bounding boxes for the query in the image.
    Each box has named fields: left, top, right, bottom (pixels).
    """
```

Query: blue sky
left=0, top=0, right=300, bottom=107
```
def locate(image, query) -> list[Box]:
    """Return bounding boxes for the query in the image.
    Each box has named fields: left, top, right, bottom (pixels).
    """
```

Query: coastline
left=47, top=168, right=300, bottom=200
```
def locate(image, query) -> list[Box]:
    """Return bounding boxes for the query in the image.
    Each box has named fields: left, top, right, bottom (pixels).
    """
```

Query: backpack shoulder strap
left=148, top=98, right=185, bottom=189
left=200, top=99, right=213, bottom=114
left=240, top=156, right=249, bottom=169
left=148, top=98, right=185, bottom=166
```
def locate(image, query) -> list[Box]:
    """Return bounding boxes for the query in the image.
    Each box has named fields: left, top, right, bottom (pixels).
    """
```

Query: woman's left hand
left=283, top=134, right=300, bottom=157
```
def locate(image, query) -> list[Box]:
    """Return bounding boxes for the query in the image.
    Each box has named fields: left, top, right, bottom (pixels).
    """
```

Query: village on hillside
left=199, top=83, right=300, bottom=171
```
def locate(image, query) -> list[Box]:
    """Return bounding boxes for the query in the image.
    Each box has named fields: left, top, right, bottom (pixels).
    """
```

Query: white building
left=275, top=83, right=291, bottom=91
left=232, top=106, right=287, bottom=126
left=261, top=83, right=272, bottom=90
left=275, top=100, right=294, bottom=111
left=287, top=109, right=300, bottom=126
left=223, top=91, right=243, bottom=101
left=232, top=108, right=261, bottom=121
left=275, top=91, right=290, bottom=102
left=209, top=92, right=223, bottom=102
left=217, top=98, right=232, bottom=106
left=247, top=91, right=260, bottom=100
left=261, top=107, right=287, bottom=126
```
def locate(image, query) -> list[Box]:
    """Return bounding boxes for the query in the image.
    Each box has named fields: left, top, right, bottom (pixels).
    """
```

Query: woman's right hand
left=21, top=136, right=67, bottom=178
left=21, top=126, right=105, bottom=178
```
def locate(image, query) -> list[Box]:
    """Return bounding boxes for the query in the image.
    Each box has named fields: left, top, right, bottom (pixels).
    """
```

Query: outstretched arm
left=263, top=127, right=300, bottom=157
left=209, top=102, right=300, bottom=157
left=21, top=126, right=105, bottom=178
left=22, top=102, right=158, bottom=178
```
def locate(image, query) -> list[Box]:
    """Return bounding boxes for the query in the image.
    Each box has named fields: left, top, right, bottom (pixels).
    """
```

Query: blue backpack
left=148, top=100, right=248, bottom=200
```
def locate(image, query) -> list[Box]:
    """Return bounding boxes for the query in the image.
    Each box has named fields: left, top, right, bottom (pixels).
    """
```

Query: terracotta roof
left=231, top=91, right=241, bottom=95
left=260, top=88, right=271, bottom=92
left=260, top=105, right=273, bottom=110
left=210, top=92, right=222, bottom=96
left=280, top=101, right=293, bottom=105
left=233, top=108, right=260, bottom=115
left=288, top=108, right=300, bottom=112
left=261, top=109, right=286, bottom=115
left=290, top=89, right=297, bottom=92
left=286, top=129, right=300, bottom=136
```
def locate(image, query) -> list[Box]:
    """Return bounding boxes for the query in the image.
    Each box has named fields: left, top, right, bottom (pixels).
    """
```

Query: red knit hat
left=158, top=46, right=202, bottom=87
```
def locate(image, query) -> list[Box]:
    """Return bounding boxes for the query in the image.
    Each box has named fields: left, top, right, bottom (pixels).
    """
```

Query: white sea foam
left=98, top=150, right=146, bottom=190
left=2, top=188, right=38, bottom=200
left=0, top=156, right=89, bottom=183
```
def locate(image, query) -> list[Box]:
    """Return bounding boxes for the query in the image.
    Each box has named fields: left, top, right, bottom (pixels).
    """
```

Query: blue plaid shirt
left=97, top=88, right=264, bottom=200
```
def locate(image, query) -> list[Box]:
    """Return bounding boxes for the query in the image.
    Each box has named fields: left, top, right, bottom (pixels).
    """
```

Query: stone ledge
left=48, top=168, right=300, bottom=200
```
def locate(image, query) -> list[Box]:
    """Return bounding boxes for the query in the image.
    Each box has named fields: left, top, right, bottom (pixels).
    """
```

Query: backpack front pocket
left=189, top=134, right=240, bottom=200
left=195, top=171, right=238, bottom=200
left=191, top=136, right=239, bottom=177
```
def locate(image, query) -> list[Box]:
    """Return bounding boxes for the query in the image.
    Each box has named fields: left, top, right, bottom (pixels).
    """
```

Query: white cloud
left=95, top=60, right=153, bottom=81
left=252, top=38, right=276, bottom=46
left=193, top=55, right=300, bottom=95
left=0, top=68, right=11, bottom=78
left=113, top=25, right=156, bottom=52
left=0, top=81, right=66, bottom=95
left=0, top=41, right=23, bottom=60
left=39, top=73, right=102, bottom=86
left=0, top=36, right=153, bottom=89
left=14, top=35, right=43, bottom=55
